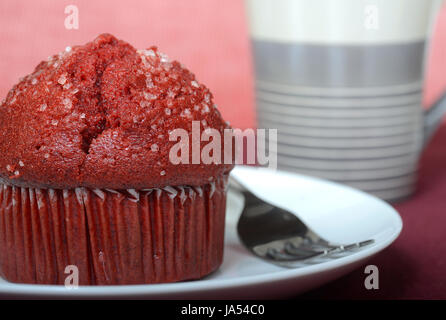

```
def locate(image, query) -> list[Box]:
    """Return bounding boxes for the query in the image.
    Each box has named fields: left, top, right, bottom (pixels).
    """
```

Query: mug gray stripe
left=367, top=185, right=416, bottom=201
left=277, top=165, right=417, bottom=188
left=256, top=83, right=422, bottom=98
left=258, top=109, right=418, bottom=126
left=256, top=91, right=422, bottom=107
left=257, top=102, right=420, bottom=119
left=267, top=130, right=418, bottom=140
left=272, top=138, right=415, bottom=151
left=258, top=116, right=421, bottom=129
left=259, top=125, right=419, bottom=138
left=255, top=80, right=423, bottom=97
left=276, top=162, right=416, bottom=173
left=339, top=175, right=418, bottom=190
left=273, top=149, right=418, bottom=160
left=256, top=98, right=422, bottom=110
left=273, top=133, right=416, bottom=148
left=258, top=119, right=423, bottom=137
left=275, top=153, right=418, bottom=170
left=252, top=39, right=425, bottom=87
left=275, top=142, right=418, bottom=157
left=277, top=165, right=417, bottom=181
left=278, top=158, right=418, bottom=171
left=270, top=138, right=414, bottom=150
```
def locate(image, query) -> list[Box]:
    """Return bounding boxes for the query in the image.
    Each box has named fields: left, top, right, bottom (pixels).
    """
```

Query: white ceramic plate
left=0, top=166, right=402, bottom=299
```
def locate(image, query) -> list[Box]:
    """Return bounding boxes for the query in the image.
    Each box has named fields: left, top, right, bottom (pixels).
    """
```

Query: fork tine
left=357, top=239, right=375, bottom=247
left=265, top=248, right=303, bottom=261
left=278, top=239, right=375, bottom=263
left=297, top=242, right=337, bottom=251
left=266, top=246, right=323, bottom=261
left=298, top=238, right=375, bottom=252
left=252, top=237, right=375, bottom=263
left=325, top=240, right=375, bottom=257
left=283, top=242, right=326, bottom=260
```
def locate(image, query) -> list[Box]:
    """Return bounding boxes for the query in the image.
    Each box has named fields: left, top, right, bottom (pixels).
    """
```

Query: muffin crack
left=0, top=33, right=234, bottom=190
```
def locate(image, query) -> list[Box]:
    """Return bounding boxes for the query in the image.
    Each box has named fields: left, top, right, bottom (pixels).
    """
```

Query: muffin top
left=0, top=34, right=233, bottom=189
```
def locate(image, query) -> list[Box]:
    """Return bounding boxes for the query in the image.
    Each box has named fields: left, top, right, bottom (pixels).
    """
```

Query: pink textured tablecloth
left=0, top=0, right=446, bottom=299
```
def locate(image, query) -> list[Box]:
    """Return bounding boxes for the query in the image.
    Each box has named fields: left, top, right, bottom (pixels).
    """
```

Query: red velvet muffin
left=0, top=34, right=233, bottom=285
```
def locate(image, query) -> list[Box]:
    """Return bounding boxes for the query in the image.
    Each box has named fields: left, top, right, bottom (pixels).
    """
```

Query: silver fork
left=233, top=178, right=374, bottom=268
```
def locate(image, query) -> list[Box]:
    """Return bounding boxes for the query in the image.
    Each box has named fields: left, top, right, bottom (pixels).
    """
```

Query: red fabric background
left=0, top=0, right=445, bottom=299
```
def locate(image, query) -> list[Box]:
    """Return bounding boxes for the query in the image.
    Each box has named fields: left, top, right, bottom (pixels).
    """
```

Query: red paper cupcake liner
left=0, top=175, right=228, bottom=285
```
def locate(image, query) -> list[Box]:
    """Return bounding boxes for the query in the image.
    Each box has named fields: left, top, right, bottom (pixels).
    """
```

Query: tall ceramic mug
left=245, top=0, right=446, bottom=201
